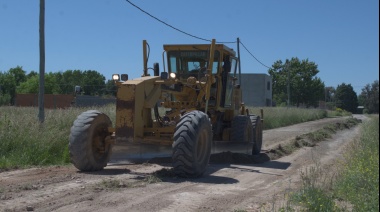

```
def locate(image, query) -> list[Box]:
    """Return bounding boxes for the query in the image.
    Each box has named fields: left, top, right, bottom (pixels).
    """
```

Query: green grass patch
left=327, top=107, right=352, bottom=118
left=333, top=116, right=379, bottom=211
left=0, top=104, right=115, bottom=170
left=288, top=116, right=379, bottom=211
left=248, top=107, right=328, bottom=130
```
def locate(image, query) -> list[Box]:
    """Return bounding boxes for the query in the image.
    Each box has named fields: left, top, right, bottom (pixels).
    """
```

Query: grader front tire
left=172, top=111, right=212, bottom=178
left=69, top=110, right=113, bottom=171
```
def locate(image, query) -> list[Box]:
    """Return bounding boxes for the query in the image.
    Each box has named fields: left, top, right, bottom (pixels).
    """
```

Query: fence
left=15, top=94, right=75, bottom=109
left=15, top=94, right=116, bottom=108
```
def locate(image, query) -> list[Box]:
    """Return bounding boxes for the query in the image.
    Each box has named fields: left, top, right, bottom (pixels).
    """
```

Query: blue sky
left=0, top=0, right=378, bottom=94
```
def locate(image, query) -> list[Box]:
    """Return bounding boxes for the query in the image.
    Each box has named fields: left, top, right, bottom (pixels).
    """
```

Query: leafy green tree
left=17, top=73, right=60, bottom=94
left=9, top=66, right=27, bottom=85
left=335, top=83, right=358, bottom=113
left=0, top=72, right=16, bottom=105
left=16, top=75, right=38, bottom=94
left=54, top=70, right=106, bottom=95
left=358, top=80, right=379, bottom=114
left=0, top=66, right=27, bottom=105
left=54, top=70, right=83, bottom=94
left=268, top=57, right=325, bottom=107
left=27, top=71, right=38, bottom=79
left=82, top=70, right=106, bottom=95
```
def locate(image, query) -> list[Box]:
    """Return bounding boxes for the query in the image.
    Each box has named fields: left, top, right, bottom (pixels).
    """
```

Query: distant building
left=357, top=106, right=364, bottom=114
left=240, top=73, right=272, bottom=107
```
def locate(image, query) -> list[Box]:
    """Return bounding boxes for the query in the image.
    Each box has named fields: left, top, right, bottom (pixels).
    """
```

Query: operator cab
left=163, top=44, right=239, bottom=108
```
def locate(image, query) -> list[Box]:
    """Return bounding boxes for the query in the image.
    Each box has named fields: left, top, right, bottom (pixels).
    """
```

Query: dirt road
left=0, top=115, right=366, bottom=212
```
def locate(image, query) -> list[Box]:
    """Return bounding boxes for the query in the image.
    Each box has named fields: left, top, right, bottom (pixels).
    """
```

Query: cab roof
left=163, top=43, right=236, bottom=57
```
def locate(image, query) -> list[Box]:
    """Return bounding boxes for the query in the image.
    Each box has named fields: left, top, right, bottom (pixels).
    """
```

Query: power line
left=125, top=0, right=235, bottom=44
left=239, top=40, right=271, bottom=69
left=125, top=0, right=271, bottom=69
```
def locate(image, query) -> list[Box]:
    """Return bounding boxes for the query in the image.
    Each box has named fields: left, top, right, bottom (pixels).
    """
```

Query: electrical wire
left=125, top=0, right=271, bottom=69
left=125, top=0, right=235, bottom=44
left=239, top=40, right=271, bottom=69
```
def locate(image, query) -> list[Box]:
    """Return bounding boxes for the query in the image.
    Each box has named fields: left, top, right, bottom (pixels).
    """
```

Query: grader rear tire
left=172, top=111, right=212, bottom=177
left=250, top=115, right=263, bottom=155
left=69, top=110, right=113, bottom=171
left=231, top=115, right=253, bottom=143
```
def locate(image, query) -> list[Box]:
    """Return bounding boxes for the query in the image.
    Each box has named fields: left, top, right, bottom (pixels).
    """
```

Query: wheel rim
left=92, top=125, right=108, bottom=161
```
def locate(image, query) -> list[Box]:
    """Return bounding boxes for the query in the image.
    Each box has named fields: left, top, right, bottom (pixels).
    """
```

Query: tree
left=17, top=73, right=60, bottom=94
left=17, top=75, right=38, bottom=94
left=54, top=70, right=106, bottom=95
left=55, top=70, right=84, bottom=94
left=82, top=70, right=106, bottom=95
left=0, top=66, right=26, bottom=105
left=268, top=57, right=325, bottom=107
left=27, top=71, right=38, bottom=79
left=358, top=80, right=379, bottom=114
left=9, top=66, right=27, bottom=85
left=335, top=83, right=358, bottom=113
left=0, top=71, right=16, bottom=105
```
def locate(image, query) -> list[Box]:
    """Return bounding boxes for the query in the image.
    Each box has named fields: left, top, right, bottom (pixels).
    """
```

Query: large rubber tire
left=69, top=110, right=112, bottom=171
left=172, top=111, right=212, bottom=177
left=250, top=115, right=263, bottom=155
left=231, top=115, right=253, bottom=143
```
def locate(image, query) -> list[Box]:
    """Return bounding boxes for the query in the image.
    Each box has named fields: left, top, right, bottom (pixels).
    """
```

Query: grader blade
left=108, top=140, right=254, bottom=164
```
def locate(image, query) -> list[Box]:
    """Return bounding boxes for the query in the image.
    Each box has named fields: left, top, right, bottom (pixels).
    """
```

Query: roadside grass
left=248, top=107, right=328, bottom=130
left=285, top=116, right=379, bottom=211
left=326, top=107, right=352, bottom=118
left=333, top=116, right=379, bottom=211
left=0, top=104, right=115, bottom=170
left=0, top=105, right=350, bottom=170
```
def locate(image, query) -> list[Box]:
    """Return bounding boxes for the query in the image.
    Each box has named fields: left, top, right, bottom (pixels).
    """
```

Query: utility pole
left=286, top=60, right=290, bottom=108
left=38, top=0, right=45, bottom=123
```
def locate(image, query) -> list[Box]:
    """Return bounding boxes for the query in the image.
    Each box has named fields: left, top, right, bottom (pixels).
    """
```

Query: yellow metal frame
left=113, top=39, right=245, bottom=145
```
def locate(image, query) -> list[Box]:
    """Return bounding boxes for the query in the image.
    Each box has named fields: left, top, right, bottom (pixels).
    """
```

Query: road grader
left=69, top=39, right=263, bottom=177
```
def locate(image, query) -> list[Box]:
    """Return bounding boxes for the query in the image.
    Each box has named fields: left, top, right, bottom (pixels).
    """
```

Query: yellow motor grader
left=69, top=39, right=263, bottom=177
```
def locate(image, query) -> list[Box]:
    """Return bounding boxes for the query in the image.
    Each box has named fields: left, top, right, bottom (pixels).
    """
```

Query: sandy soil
left=0, top=115, right=367, bottom=212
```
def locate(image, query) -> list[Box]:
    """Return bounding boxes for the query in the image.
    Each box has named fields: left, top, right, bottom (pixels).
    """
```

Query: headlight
left=112, top=74, right=120, bottom=81
left=170, top=73, right=176, bottom=79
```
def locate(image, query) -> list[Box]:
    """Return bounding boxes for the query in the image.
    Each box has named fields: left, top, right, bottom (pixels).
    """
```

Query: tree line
left=1, top=63, right=378, bottom=114
left=267, top=57, right=378, bottom=114
left=0, top=66, right=116, bottom=105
